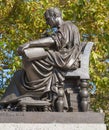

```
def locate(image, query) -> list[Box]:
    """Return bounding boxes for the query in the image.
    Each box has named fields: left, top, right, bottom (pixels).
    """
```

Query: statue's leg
left=56, top=82, right=64, bottom=112
left=22, top=48, right=48, bottom=82
left=80, top=80, right=89, bottom=111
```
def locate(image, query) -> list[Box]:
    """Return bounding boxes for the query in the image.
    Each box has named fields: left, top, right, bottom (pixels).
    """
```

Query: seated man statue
left=0, top=7, right=84, bottom=111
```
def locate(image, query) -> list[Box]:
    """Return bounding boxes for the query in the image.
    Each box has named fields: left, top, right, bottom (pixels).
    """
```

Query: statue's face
left=45, top=15, right=57, bottom=28
left=44, top=8, right=62, bottom=28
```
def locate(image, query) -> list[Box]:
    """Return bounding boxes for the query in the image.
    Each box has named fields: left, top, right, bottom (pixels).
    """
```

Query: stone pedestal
left=0, top=123, right=106, bottom=130
left=0, top=112, right=106, bottom=130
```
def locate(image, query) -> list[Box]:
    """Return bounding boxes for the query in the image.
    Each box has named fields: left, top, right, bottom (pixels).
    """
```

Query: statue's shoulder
left=63, top=21, right=77, bottom=27
left=60, top=21, right=73, bottom=29
left=63, top=20, right=72, bottom=25
left=62, top=21, right=78, bottom=31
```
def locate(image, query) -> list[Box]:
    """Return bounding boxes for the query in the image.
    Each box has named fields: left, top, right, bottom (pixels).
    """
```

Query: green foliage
left=0, top=0, right=109, bottom=126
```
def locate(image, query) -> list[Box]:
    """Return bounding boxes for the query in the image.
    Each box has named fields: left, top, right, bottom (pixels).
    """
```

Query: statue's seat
left=65, top=42, right=94, bottom=80
left=64, top=42, right=94, bottom=112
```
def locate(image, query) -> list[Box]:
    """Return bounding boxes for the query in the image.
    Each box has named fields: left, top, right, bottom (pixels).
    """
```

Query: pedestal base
left=0, top=123, right=106, bottom=130
left=0, top=112, right=105, bottom=123
left=0, top=112, right=106, bottom=130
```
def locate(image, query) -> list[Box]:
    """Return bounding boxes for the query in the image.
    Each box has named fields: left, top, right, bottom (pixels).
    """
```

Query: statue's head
left=44, top=7, right=62, bottom=28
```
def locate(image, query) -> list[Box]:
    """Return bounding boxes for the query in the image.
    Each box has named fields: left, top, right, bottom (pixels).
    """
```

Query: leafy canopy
left=0, top=0, right=109, bottom=126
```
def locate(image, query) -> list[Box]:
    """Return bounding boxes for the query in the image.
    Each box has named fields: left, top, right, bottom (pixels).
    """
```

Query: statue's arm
left=29, top=37, right=55, bottom=47
left=17, top=37, right=55, bottom=55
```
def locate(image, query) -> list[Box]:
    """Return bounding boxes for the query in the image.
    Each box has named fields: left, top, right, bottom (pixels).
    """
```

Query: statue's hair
left=44, top=7, right=62, bottom=18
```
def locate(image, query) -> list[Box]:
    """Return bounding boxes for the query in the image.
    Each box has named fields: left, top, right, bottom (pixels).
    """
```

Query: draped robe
left=0, top=21, right=83, bottom=104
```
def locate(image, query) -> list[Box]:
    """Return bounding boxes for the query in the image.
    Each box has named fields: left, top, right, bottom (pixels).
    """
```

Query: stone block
left=0, top=123, right=106, bottom=130
left=0, top=112, right=106, bottom=130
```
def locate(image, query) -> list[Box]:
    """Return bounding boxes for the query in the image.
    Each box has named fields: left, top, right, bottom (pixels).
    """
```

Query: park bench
left=64, top=42, right=94, bottom=112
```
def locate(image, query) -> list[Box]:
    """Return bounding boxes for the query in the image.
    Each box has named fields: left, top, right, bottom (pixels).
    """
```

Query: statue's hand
left=17, top=43, right=30, bottom=55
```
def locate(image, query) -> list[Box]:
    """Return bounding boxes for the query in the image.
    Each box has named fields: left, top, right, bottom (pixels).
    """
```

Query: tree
left=0, top=0, right=109, bottom=127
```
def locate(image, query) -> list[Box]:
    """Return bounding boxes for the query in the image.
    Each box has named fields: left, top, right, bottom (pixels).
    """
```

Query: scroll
left=24, top=48, right=47, bottom=61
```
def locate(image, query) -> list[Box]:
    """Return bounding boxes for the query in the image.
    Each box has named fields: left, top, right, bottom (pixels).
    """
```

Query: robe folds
left=0, top=21, right=84, bottom=104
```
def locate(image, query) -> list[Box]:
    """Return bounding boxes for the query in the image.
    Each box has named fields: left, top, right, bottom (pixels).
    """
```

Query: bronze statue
left=0, top=7, right=87, bottom=112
